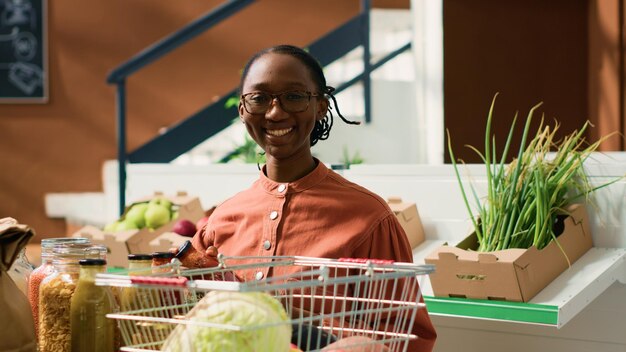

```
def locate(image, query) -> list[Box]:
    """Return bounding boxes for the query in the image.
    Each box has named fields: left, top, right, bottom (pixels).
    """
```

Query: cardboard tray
left=73, top=191, right=204, bottom=267
left=387, top=197, right=426, bottom=249
left=72, top=225, right=134, bottom=268
left=424, top=204, right=593, bottom=302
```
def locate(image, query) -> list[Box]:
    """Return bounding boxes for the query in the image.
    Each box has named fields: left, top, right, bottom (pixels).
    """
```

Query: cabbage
left=162, top=291, right=291, bottom=352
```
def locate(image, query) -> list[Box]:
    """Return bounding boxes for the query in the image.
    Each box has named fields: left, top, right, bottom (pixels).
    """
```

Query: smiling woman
left=237, top=45, right=359, bottom=182
left=188, top=44, right=437, bottom=352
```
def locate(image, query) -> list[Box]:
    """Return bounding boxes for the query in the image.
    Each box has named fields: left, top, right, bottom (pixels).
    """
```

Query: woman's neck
left=265, top=155, right=317, bottom=183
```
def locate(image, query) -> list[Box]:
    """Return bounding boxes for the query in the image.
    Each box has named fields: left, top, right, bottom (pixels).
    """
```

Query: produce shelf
left=419, top=247, right=626, bottom=328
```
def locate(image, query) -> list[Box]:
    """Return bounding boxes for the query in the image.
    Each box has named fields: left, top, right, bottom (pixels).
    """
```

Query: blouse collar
left=259, top=158, right=329, bottom=194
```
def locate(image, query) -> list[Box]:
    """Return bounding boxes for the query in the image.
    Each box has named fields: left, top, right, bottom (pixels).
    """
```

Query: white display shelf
left=413, top=243, right=626, bottom=328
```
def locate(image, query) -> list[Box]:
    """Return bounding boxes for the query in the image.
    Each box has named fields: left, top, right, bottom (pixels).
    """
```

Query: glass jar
left=151, top=251, right=175, bottom=274
left=175, top=240, right=218, bottom=269
left=119, top=254, right=153, bottom=312
left=127, top=254, right=153, bottom=275
left=28, top=237, right=89, bottom=340
left=38, top=243, right=106, bottom=352
left=8, top=247, right=33, bottom=297
left=70, top=259, right=114, bottom=352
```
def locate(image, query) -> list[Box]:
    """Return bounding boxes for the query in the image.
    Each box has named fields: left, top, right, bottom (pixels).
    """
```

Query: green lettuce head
left=163, top=291, right=291, bottom=352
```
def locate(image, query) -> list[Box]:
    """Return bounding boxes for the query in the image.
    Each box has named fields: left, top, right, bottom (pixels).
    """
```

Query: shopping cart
left=96, top=256, right=434, bottom=352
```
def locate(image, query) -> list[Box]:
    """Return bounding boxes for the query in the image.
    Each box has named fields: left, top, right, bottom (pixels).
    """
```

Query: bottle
left=28, top=238, right=89, bottom=340
left=120, top=254, right=159, bottom=346
left=70, top=259, right=114, bottom=352
left=119, top=254, right=153, bottom=312
left=174, top=240, right=239, bottom=282
left=151, top=251, right=175, bottom=274
left=127, top=254, right=153, bottom=275
left=38, top=243, right=106, bottom=352
left=174, top=240, right=219, bottom=269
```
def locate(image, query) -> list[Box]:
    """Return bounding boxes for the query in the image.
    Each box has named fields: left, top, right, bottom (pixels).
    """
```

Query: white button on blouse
left=255, top=271, right=264, bottom=280
left=277, top=184, right=287, bottom=193
left=269, top=211, right=278, bottom=220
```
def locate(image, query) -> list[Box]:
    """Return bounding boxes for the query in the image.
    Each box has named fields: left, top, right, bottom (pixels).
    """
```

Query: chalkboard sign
left=0, top=0, right=46, bottom=103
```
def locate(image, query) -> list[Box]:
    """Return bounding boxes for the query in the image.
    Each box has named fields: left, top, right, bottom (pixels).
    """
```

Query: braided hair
left=239, top=44, right=360, bottom=146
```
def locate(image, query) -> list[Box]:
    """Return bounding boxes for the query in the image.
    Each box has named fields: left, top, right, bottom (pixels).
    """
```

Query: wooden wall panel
left=443, top=0, right=590, bottom=163
left=588, top=0, right=624, bottom=150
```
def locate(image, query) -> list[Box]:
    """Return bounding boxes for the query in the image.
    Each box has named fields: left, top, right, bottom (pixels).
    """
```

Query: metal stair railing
left=107, top=0, right=255, bottom=214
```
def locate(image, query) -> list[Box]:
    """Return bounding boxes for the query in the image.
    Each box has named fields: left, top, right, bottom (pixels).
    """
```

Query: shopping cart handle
left=130, top=276, right=189, bottom=287
left=338, top=258, right=394, bottom=265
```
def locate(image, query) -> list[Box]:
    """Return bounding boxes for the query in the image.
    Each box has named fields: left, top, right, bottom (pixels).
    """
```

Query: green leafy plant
left=220, top=134, right=265, bottom=164
left=447, top=94, right=621, bottom=254
left=341, top=146, right=364, bottom=167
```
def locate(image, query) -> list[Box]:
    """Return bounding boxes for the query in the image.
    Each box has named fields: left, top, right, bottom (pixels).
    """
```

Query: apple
left=125, top=202, right=149, bottom=228
left=144, top=202, right=171, bottom=229
left=172, top=219, right=197, bottom=237
left=196, top=216, right=209, bottom=232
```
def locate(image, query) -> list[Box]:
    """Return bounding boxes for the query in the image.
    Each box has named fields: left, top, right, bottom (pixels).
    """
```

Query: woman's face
left=239, top=53, right=328, bottom=162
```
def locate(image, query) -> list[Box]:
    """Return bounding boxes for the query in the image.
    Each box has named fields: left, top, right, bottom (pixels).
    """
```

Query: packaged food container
left=174, top=240, right=218, bottom=268
left=28, top=237, right=89, bottom=339
left=38, top=243, right=106, bottom=352
left=70, top=259, right=115, bottom=352
left=151, top=251, right=175, bottom=274
left=119, top=254, right=153, bottom=312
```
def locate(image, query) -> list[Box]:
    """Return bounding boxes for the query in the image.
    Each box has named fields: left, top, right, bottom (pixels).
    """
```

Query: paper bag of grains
left=0, top=217, right=37, bottom=352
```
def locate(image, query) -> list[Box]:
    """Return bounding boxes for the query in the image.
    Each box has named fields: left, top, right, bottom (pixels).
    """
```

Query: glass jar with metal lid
left=28, top=237, right=90, bottom=340
left=38, top=243, right=106, bottom=352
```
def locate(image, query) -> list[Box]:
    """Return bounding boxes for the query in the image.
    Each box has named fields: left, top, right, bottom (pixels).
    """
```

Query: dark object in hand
left=291, top=323, right=338, bottom=351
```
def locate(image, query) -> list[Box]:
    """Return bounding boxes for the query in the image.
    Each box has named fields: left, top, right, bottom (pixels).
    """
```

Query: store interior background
left=1, top=0, right=623, bottom=241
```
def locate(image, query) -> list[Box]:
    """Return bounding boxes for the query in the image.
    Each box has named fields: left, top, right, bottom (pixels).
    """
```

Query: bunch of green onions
left=448, top=94, right=618, bottom=253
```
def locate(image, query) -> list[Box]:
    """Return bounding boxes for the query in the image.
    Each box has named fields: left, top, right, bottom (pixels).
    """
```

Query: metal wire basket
left=96, top=256, right=434, bottom=352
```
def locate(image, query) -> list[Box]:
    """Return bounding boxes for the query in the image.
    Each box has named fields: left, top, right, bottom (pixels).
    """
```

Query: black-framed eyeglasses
left=241, top=91, right=320, bottom=114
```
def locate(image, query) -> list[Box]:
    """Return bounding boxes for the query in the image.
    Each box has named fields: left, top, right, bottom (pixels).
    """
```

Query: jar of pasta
left=38, top=243, right=106, bottom=352
left=28, top=237, right=89, bottom=340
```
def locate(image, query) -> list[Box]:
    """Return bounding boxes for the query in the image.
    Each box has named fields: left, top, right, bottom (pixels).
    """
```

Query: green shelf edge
left=423, top=296, right=559, bottom=325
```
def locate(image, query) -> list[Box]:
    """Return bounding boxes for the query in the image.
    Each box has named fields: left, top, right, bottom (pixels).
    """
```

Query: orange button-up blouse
left=192, top=160, right=436, bottom=351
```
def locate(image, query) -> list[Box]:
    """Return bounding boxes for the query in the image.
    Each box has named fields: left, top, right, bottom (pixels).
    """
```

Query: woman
left=190, top=44, right=437, bottom=351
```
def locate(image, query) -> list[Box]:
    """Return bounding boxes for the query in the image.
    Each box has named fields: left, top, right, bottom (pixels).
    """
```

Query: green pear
left=125, top=202, right=149, bottom=228
left=116, top=219, right=139, bottom=231
left=150, top=197, right=173, bottom=210
left=144, top=202, right=171, bottom=229
left=171, top=210, right=179, bottom=220
left=103, top=221, right=119, bottom=232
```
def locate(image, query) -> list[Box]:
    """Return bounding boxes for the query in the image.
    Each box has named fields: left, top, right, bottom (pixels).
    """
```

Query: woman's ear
left=238, top=102, right=245, bottom=122
left=317, top=98, right=329, bottom=121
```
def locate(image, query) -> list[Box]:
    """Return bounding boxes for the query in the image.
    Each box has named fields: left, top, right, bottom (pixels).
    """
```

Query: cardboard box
left=124, top=191, right=205, bottom=254
left=425, top=204, right=592, bottom=302
left=72, top=225, right=136, bottom=268
left=148, top=231, right=190, bottom=252
left=387, top=197, right=425, bottom=248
